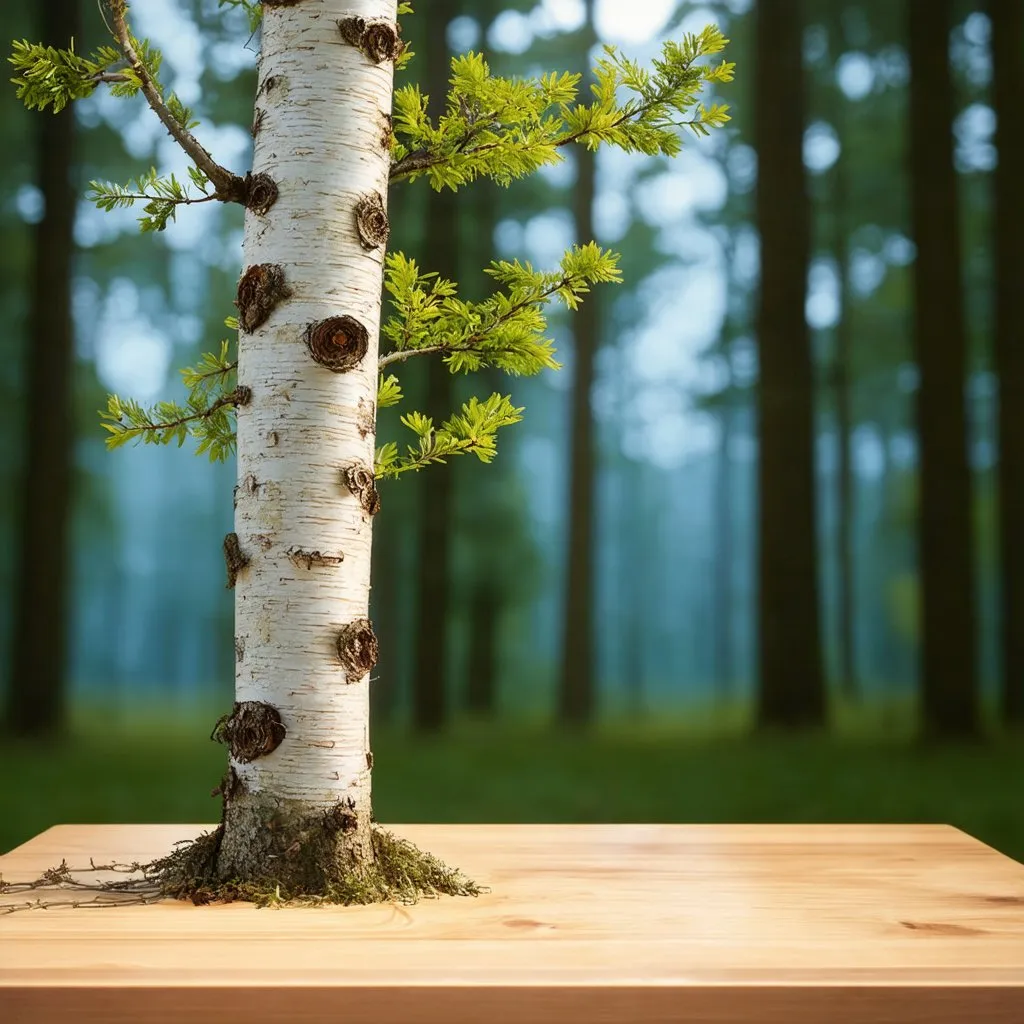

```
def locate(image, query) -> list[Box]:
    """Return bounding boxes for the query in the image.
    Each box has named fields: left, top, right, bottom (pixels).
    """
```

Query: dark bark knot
left=343, top=463, right=381, bottom=516
left=324, top=796, right=359, bottom=834
left=337, top=17, right=404, bottom=64
left=306, top=316, right=368, bottom=372
left=337, top=618, right=379, bottom=682
left=243, top=172, right=279, bottom=216
left=258, top=74, right=283, bottom=98
left=211, top=701, right=286, bottom=763
left=237, top=263, right=292, bottom=333
left=287, top=547, right=344, bottom=570
left=354, top=192, right=390, bottom=250
left=223, top=532, right=249, bottom=589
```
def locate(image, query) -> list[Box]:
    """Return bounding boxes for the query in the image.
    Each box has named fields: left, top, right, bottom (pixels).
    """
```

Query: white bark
left=231, top=0, right=395, bottom=814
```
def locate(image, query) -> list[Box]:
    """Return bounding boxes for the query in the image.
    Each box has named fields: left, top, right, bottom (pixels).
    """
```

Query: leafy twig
left=89, top=166, right=221, bottom=231
left=375, top=393, right=525, bottom=479
left=101, top=336, right=244, bottom=461
left=389, top=28, right=733, bottom=189
left=377, top=243, right=621, bottom=376
left=107, top=0, right=245, bottom=200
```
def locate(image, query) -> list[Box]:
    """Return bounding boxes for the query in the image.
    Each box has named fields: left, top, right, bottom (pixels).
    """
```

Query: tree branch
left=112, top=190, right=221, bottom=208
left=379, top=343, right=462, bottom=368
left=90, top=70, right=131, bottom=85
left=123, top=387, right=247, bottom=437
left=378, top=276, right=571, bottom=369
left=107, top=0, right=246, bottom=201
left=389, top=78, right=702, bottom=184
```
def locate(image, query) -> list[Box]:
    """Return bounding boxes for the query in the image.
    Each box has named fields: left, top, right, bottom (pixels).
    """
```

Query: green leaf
left=377, top=373, right=403, bottom=409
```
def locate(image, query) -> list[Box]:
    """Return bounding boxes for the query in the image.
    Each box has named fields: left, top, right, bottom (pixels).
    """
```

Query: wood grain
left=1, top=823, right=1023, bottom=1023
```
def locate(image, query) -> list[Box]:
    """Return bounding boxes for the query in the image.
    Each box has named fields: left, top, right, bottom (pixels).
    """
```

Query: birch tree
left=5, top=0, right=732, bottom=908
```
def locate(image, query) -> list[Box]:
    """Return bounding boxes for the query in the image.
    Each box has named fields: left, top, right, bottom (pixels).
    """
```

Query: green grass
left=2, top=700, right=1022, bottom=864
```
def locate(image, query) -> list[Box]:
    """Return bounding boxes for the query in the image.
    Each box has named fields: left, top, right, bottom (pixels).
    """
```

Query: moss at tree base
left=145, top=823, right=487, bottom=908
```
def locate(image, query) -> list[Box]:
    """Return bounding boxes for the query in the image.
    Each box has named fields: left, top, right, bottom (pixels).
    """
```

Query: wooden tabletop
left=1, top=823, right=1023, bottom=1023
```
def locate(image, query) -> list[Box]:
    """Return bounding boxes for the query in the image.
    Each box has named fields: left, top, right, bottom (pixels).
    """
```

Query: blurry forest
left=1, top=0, right=1022, bottom=752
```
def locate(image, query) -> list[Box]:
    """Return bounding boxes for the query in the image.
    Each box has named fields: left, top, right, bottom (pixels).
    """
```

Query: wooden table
left=1, top=823, right=1023, bottom=1023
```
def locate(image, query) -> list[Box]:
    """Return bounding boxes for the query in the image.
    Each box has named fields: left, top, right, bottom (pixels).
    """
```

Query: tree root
left=0, top=825, right=487, bottom=913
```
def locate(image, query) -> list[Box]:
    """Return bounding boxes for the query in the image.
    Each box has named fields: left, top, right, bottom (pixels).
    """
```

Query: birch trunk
left=216, top=0, right=396, bottom=887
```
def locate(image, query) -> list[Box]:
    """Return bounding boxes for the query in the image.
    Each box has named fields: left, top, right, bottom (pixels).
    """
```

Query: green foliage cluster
left=9, top=37, right=146, bottom=112
left=376, top=394, right=525, bottom=480
left=382, top=242, right=621, bottom=373
left=90, top=165, right=212, bottom=233
left=100, top=328, right=239, bottom=462
left=390, top=27, right=733, bottom=190
left=9, top=0, right=731, bottom=480
left=373, top=243, right=620, bottom=475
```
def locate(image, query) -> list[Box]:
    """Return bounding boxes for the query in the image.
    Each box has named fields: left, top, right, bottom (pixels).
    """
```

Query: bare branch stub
left=210, top=701, right=286, bottom=763
left=306, top=316, right=369, bottom=372
left=343, top=463, right=381, bottom=516
left=336, top=618, right=379, bottom=682
left=286, top=547, right=344, bottom=570
left=236, top=263, right=292, bottom=333
left=337, top=16, right=405, bottom=64
left=223, top=532, right=250, bottom=589
left=354, top=192, right=390, bottom=249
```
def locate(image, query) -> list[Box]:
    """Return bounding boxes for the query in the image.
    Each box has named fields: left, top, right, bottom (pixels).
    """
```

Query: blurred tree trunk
left=712, top=347, right=735, bottom=704
left=622, top=454, right=646, bottom=716
left=828, top=7, right=857, bottom=704
left=464, top=170, right=502, bottom=714
left=753, top=0, right=826, bottom=729
left=558, top=0, right=599, bottom=727
left=5, top=0, right=79, bottom=738
left=411, top=1, right=459, bottom=733
left=466, top=578, right=500, bottom=714
left=991, top=0, right=1024, bottom=727
left=907, top=0, right=978, bottom=738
